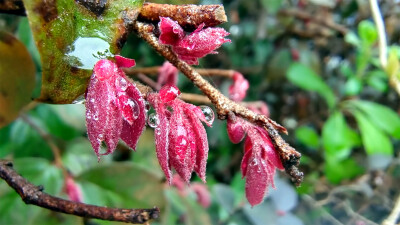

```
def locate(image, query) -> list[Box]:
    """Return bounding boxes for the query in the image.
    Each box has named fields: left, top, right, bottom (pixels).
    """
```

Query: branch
left=279, top=8, right=349, bottom=35
left=125, top=66, right=236, bottom=78
left=134, top=21, right=303, bottom=186
left=138, top=2, right=227, bottom=30
left=0, top=1, right=227, bottom=30
left=0, top=160, right=159, bottom=224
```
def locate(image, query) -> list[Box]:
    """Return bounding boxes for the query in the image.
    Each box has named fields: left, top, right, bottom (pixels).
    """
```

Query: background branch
left=125, top=66, right=236, bottom=78
left=0, top=160, right=159, bottom=224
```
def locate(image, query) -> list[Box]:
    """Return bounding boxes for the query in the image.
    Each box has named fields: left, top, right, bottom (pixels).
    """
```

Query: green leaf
left=353, top=111, right=393, bottom=155
left=0, top=31, right=35, bottom=128
left=295, top=126, right=319, bottom=149
left=165, top=189, right=212, bottom=225
left=23, top=0, right=144, bottom=103
left=287, top=62, right=336, bottom=108
left=344, top=77, right=362, bottom=96
left=349, top=100, right=400, bottom=139
left=344, top=32, right=360, bottom=47
left=325, top=158, right=364, bottom=184
left=322, top=111, right=360, bottom=160
left=358, top=20, right=378, bottom=46
left=76, top=162, right=165, bottom=208
left=366, top=70, right=388, bottom=92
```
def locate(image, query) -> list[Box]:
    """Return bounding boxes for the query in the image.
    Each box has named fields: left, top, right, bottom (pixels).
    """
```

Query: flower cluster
left=148, top=85, right=213, bottom=183
left=158, top=17, right=231, bottom=65
left=227, top=113, right=284, bottom=206
left=85, top=56, right=146, bottom=159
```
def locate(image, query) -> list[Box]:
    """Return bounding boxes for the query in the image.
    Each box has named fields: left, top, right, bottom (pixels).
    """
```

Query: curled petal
left=159, top=85, right=180, bottom=103
left=119, top=82, right=147, bottom=151
left=115, top=55, right=136, bottom=68
left=229, top=72, right=249, bottom=102
left=173, top=27, right=231, bottom=65
left=159, top=17, right=185, bottom=45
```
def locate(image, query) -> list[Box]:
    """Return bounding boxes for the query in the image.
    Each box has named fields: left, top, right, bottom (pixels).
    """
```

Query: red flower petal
left=182, top=102, right=209, bottom=182
left=245, top=154, right=270, bottom=207
left=86, top=72, right=122, bottom=158
left=148, top=93, right=172, bottom=183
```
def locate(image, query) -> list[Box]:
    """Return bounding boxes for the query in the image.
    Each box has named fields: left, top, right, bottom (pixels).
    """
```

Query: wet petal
left=159, top=17, right=185, bottom=45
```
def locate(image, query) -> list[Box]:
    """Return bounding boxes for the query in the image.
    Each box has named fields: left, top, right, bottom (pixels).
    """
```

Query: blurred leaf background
left=1, top=0, right=400, bottom=224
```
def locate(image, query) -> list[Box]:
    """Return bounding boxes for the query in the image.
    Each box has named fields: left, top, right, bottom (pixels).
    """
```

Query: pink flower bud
left=229, top=72, right=249, bottom=102
left=227, top=114, right=246, bottom=144
left=64, top=176, right=83, bottom=203
left=159, top=85, right=180, bottom=103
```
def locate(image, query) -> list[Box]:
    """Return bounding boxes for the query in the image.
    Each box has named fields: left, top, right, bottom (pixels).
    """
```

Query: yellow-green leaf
left=0, top=31, right=35, bottom=128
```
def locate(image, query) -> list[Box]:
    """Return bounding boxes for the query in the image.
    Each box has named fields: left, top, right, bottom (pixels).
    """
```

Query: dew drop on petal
left=93, top=114, right=99, bottom=121
left=200, top=105, right=214, bottom=124
left=147, top=113, right=159, bottom=128
left=127, top=99, right=140, bottom=120
left=98, top=134, right=104, bottom=139
left=116, top=77, right=128, bottom=91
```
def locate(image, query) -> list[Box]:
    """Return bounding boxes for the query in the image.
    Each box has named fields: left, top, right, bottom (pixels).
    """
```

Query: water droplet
left=155, top=127, right=161, bottom=135
left=127, top=99, right=140, bottom=120
left=250, top=158, right=258, bottom=166
left=72, top=95, right=86, bottom=104
left=200, top=105, right=214, bottom=124
left=116, top=77, right=128, bottom=91
left=147, top=113, right=159, bottom=128
left=93, top=114, right=99, bottom=121
left=98, top=134, right=104, bottom=139
left=90, top=98, right=95, bottom=103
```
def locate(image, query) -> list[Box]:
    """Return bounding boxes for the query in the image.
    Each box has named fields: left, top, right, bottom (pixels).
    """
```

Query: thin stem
left=20, top=113, right=63, bottom=169
left=382, top=194, right=400, bottom=225
left=0, top=160, right=159, bottom=224
left=369, top=0, right=387, bottom=68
